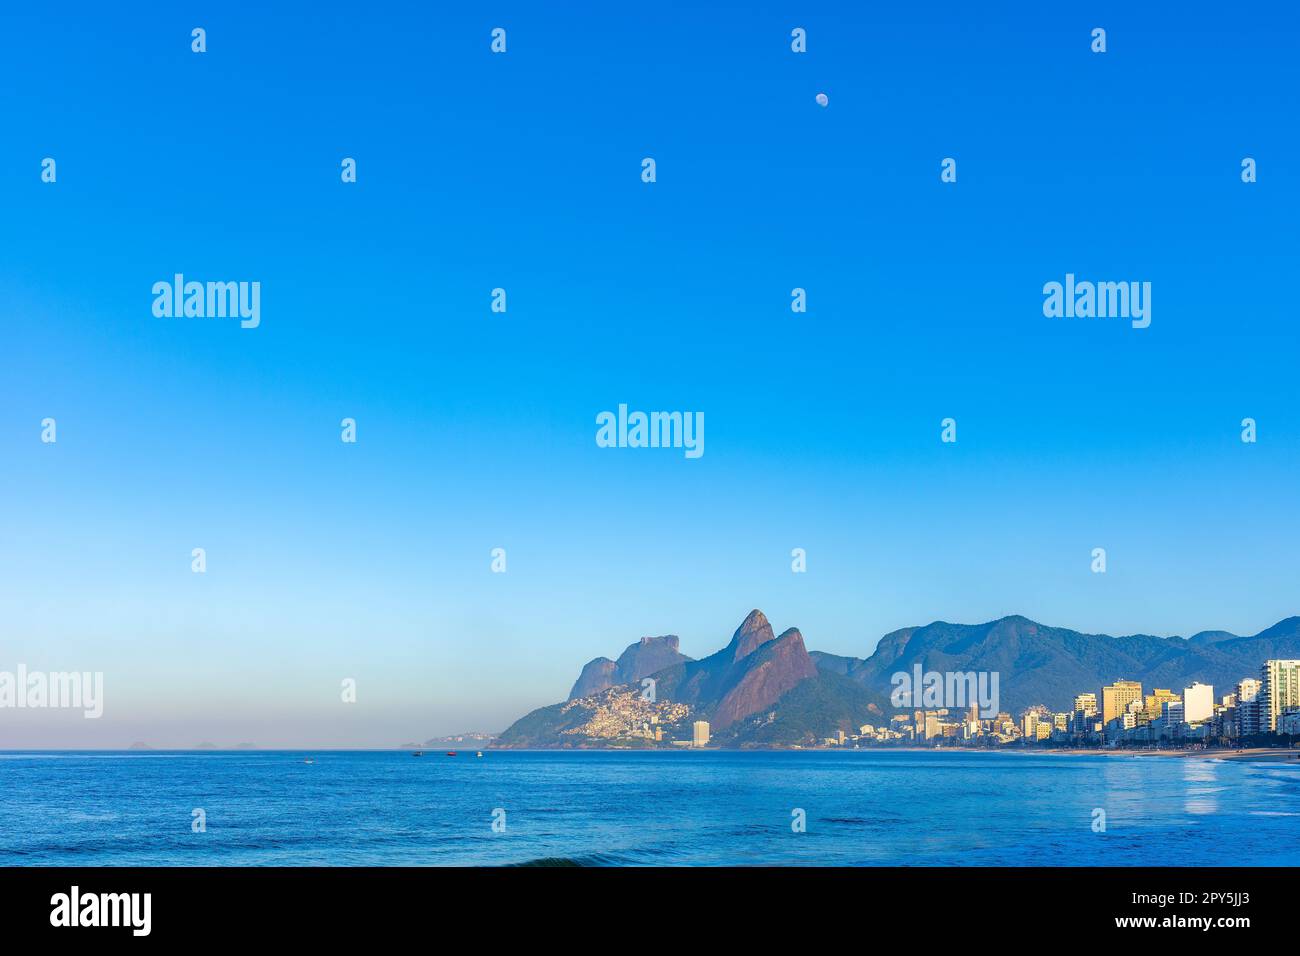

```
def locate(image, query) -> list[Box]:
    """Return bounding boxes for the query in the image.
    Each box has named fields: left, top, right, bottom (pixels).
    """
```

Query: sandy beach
left=1038, top=746, right=1300, bottom=764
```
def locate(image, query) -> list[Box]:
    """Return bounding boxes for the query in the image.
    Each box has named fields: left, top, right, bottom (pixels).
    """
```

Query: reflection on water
left=1099, top=758, right=1148, bottom=828
left=1183, top=758, right=1219, bottom=815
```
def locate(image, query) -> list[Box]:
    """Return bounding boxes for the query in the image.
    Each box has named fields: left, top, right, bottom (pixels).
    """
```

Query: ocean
left=2, top=750, right=1297, bottom=866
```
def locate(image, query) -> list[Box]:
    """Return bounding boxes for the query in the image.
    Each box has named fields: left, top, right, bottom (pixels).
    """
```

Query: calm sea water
left=2, top=750, right=1297, bottom=866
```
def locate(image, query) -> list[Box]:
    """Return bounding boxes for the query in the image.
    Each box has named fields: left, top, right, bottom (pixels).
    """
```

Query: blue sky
left=1, top=2, right=1297, bottom=746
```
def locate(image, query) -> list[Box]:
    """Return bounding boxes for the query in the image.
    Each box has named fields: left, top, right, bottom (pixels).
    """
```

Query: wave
left=508, top=850, right=649, bottom=867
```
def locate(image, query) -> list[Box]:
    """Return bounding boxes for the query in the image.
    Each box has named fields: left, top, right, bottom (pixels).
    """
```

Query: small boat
left=412, top=751, right=424, bottom=757
left=304, top=758, right=313, bottom=764
left=446, top=751, right=457, bottom=757
left=476, top=751, right=483, bottom=758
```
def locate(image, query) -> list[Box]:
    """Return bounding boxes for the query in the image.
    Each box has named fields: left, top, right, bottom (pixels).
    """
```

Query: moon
left=815, top=92, right=829, bottom=107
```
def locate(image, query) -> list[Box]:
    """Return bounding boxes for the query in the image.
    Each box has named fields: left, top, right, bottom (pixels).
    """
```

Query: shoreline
left=549, top=745, right=1300, bottom=765
left=4, top=746, right=1298, bottom=766
left=1040, top=746, right=1300, bottom=764
left=486, top=745, right=1300, bottom=766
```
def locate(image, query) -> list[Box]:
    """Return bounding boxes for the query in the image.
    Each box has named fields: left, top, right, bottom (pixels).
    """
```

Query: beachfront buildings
left=1183, top=683, right=1215, bottom=725
left=1236, top=678, right=1263, bottom=736
left=1102, top=681, right=1144, bottom=724
left=1071, top=694, right=1099, bottom=737
left=1260, top=660, right=1300, bottom=733
left=1144, top=688, right=1180, bottom=723
left=815, top=656, right=1300, bottom=751
left=692, top=720, right=710, bottom=747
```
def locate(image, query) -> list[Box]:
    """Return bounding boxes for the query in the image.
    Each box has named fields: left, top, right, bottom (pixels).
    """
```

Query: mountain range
left=569, top=635, right=691, bottom=698
left=495, top=610, right=1300, bottom=748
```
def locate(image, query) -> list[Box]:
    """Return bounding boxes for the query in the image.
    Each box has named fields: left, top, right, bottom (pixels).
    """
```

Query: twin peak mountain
left=567, top=610, right=817, bottom=730
left=499, top=609, right=876, bottom=748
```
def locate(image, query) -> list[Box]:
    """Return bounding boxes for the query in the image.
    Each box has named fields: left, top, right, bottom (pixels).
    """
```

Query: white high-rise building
left=1155, top=700, right=1185, bottom=739
left=1236, top=678, right=1263, bottom=736
left=1072, top=693, right=1098, bottom=738
left=692, top=720, right=710, bottom=747
left=1183, top=682, right=1214, bottom=725
left=1260, top=661, right=1300, bottom=733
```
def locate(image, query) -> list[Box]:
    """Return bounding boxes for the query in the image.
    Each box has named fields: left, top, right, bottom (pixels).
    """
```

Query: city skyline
left=494, top=604, right=1300, bottom=750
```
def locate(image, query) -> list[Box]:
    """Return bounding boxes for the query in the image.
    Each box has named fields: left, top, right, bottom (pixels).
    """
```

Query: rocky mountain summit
left=501, top=610, right=880, bottom=747
left=569, top=634, right=691, bottom=699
